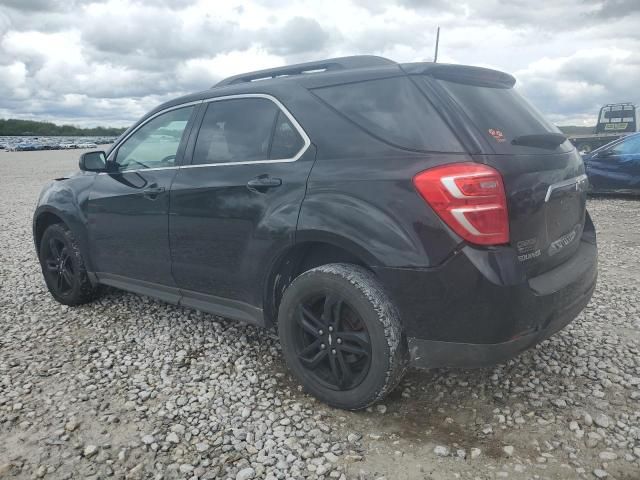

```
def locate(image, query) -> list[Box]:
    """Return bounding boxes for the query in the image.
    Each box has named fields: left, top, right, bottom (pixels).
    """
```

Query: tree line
left=557, top=125, right=596, bottom=135
left=0, top=117, right=594, bottom=138
left=0, top=119, right=127, bottom=137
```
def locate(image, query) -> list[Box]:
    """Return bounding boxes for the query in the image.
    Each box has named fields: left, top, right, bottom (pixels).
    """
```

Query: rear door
left=423, top=70, right=588, bottom=276
left=169, top=95, right=314, bottom=311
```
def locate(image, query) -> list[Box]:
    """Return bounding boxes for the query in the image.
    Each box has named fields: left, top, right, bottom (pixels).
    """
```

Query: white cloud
left=178, top=48, right=285, bottom=89
left=0, top=0, right=637, bottom=127
left=0, top=62, right=28, bottom=98
left=516, top=48, right=640, bottom=125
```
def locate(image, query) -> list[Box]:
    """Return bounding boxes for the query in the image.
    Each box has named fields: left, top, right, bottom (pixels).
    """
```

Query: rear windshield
left=434, top=79, right=571, bottom=154
left=312, top=76, right=464, bottom=152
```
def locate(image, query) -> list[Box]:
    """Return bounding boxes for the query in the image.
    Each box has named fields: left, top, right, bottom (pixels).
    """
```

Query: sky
left=0, top=0, right=638, bottom=128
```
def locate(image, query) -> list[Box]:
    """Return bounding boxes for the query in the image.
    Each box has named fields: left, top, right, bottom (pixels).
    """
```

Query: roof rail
left=601, top=103, right=635, bottom=107
left=214, top=55, right=396, bottom=87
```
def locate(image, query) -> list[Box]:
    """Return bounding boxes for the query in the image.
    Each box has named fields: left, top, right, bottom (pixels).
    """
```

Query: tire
left=278, top=263, right=408, bottom=410
left=38, top=223, right=98, bottom=305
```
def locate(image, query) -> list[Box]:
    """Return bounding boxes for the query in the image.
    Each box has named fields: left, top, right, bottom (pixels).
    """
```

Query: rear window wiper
left=511, top=133, right=567, bottom=149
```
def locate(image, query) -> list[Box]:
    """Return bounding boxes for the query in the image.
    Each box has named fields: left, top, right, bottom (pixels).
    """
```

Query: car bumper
left=406, top=268, right=595, bottom=368
left=374, top=226, right=598, bottom=369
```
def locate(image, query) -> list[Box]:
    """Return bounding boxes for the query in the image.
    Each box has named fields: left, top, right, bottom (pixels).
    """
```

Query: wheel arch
left=262, top=237, right=376, bottom=328
left=34, top=208, right=67, bottom=253
left=33, top=206, right=95, bottom=276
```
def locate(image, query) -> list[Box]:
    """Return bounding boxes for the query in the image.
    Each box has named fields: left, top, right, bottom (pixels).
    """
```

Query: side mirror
left=79, top=151, right=107, bottom=172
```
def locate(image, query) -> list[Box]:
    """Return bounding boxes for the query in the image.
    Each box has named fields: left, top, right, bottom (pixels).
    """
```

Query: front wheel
left=39, top=223, right=98, bottom=305
left=278, top=263, right=408, bottom=410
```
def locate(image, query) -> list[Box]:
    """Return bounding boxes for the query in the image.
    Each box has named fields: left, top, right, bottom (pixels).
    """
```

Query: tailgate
left=420, top=65, right=589, bottom=276
left=478, top=151, right=588, bottom=276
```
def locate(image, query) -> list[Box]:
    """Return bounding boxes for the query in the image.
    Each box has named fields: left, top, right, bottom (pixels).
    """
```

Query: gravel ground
left=0, top=150, right=639, bottom=480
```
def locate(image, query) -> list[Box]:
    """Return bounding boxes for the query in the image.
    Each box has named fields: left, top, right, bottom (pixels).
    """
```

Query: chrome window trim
left=104, top=93, right=310, bottom=173
left=544, top=174, right=588, bottom=202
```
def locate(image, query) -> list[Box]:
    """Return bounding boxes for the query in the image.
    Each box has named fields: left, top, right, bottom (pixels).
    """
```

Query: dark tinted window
left=312, top=76, right=463, bottom=152
left=270, top=111, right=305, bottom=159
left=116, top=106, right=193, bottom=171
left=193, top=98, right=278, bottom=165
left=435, top=79, right=570, bottom=154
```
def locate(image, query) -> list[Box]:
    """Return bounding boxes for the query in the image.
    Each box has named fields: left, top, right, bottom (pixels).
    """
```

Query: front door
left=169, top=95, right=314, bottom=317
left=88, top=105, right=197, bottom=293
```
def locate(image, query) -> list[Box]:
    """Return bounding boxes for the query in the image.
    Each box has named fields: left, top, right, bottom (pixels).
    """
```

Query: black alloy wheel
left=294, top=294, right=372, bottom=390
left=43, top=237, right=75, bottom=296
left=278, top=263, right=408, bottom=410
left=38, top=223, right=98, bottom=305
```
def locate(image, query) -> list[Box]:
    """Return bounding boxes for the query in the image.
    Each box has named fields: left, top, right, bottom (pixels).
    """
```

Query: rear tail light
left=413, top=163, right=509, bottom=246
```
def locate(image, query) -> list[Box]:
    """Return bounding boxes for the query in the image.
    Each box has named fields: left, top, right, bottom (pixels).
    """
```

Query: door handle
left=247, top=176, right=282, bottom=192
left=142, top=184, right=165, bottom=199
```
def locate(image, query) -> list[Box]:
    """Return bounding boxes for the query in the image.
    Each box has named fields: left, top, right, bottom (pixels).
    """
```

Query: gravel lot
left=1, top=150, right=639, bottom=480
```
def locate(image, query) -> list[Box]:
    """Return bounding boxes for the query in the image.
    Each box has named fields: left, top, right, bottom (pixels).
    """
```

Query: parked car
left=33, top=56, right=597, bottom=410
left=583, top=132, right=640, bottom=195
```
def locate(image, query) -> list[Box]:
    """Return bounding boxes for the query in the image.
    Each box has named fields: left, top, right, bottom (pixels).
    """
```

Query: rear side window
left=193, top=98, right=305, bottom=164
left=194, top=98, right=277, bottom=164
left=312, top=76, right=463, bottom=152
left=434, top=79, right=570, bottom=154
left=270, top=111, right=305, bottom=159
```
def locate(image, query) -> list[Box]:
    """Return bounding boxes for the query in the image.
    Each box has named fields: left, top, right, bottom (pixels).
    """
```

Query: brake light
left=413, top=163, right=509, bottom=245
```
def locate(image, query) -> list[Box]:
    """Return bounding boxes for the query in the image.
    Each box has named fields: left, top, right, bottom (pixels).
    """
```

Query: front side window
left=610, top=135, right=640, bottom=156
left=193, top=98, right=303, bottom=165
left=115, top=106, right=194, bottom=171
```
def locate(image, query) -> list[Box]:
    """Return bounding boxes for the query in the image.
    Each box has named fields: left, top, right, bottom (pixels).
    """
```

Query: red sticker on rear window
left=488, top=129, right=506, bottom=142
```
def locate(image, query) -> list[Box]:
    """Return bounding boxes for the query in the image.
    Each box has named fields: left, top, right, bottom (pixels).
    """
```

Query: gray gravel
left=1, top=150, right=639, bottom=480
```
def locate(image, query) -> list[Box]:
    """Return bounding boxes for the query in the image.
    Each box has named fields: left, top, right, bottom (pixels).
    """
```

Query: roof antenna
left=433, top=26, right=440, bottom=63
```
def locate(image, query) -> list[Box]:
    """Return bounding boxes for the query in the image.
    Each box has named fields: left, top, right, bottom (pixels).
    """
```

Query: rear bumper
left=374, top=225, right=597, bottom=369
left=407, top=268, right=595, bottom=368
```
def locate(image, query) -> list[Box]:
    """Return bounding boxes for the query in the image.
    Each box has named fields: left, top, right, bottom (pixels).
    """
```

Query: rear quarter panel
left=287, top=78, right=471, bottom=268
left=298, top=151, right=470, bottom=268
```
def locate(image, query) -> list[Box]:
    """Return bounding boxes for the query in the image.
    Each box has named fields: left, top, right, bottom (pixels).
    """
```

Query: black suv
left=34, top=56, right=597, bottom=410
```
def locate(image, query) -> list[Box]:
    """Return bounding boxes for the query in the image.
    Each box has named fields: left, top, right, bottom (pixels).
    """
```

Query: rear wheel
left=39, top=223, right=98, bottom=305
left=278, top=263, right=407, bottom=410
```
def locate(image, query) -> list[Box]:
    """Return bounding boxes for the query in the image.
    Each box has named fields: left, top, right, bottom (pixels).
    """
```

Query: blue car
left=583, top=132, right=640, bottom=195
